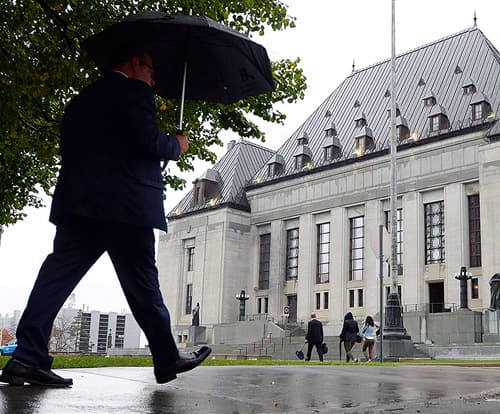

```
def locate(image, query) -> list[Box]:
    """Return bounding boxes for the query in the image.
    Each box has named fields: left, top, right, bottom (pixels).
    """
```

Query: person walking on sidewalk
left=339, top=312, right=359, bottom=362
left=0, top=47, right=211, bottom=388
left=305, top=313, right=324, bottom=362
left=361, top=315, right=378, bottom=362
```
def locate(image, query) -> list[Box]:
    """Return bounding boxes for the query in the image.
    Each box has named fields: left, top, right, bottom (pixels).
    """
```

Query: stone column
left=297, top=214, right=314, bottom=322
left=269, top=220, right=285, bottom=320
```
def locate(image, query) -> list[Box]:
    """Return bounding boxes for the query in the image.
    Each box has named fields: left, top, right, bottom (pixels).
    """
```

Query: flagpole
left=389, top=0, right=397, bottom=297
left=384, top=0, right=408, bottom=340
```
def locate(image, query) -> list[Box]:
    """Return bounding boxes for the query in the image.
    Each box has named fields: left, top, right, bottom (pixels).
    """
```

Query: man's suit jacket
left=306, top=318, right=324, bottom=344
left=50, top=72, right=180, bottom=231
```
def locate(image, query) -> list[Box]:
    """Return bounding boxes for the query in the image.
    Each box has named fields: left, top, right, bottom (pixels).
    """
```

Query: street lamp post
left=455, top=266, right=472, bottom=309
left=236, top=290, right=249, bottom=321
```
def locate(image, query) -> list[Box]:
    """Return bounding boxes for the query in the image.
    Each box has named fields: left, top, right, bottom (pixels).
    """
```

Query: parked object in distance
left=0, top=339, right=17, bottom=356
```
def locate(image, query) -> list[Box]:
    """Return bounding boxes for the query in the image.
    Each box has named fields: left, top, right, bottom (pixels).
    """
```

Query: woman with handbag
left=339, top=312, right=359, bottom=362
left=361, top=315, right=378, bottom=362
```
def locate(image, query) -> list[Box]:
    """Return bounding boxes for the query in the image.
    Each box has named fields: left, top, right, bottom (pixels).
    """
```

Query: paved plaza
left=1, top=364, right=500, bottom=413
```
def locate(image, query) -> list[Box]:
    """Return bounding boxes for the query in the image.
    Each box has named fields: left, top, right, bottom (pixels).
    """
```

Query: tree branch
left=34, top=0, right=77, bottom=52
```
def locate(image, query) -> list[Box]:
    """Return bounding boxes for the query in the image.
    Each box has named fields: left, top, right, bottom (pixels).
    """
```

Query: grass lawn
left=1, top=355, right=499, bottom=369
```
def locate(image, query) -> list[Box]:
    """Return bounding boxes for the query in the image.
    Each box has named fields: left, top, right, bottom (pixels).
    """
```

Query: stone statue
left=192, top=302, right=200, bottom=326
left=489, top=273, right=500, bottom=311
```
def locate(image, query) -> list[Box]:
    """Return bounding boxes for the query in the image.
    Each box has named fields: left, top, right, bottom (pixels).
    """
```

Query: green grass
left=1, top=355, right=499, bottom=370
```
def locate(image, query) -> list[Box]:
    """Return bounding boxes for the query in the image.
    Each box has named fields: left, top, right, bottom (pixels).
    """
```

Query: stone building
left=158, top=26, right=499, bottom=344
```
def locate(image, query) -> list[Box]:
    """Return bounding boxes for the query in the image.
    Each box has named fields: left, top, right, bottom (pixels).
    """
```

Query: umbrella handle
left=178, top=61, right=188, bottom=131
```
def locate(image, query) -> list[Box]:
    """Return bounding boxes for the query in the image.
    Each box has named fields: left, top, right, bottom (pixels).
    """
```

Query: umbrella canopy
left=82, top=11, right=275, bottom=105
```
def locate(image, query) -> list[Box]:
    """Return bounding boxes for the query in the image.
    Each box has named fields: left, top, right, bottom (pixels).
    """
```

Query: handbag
left=356, top=334, right=362, bottom=343
left=321, top=342, right=328, bottom=354
left=295, top=342, right=306, bottom=360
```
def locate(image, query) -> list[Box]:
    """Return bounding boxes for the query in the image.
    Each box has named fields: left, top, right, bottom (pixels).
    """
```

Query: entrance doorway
left=287, top=295, right=297, bottom=323
left=428, top=281, right=444, bottom=313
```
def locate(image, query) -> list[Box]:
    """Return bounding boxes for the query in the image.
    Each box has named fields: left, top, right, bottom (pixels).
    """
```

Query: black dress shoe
left=156, top=346, right=212, bottom=384
left=0, top=358, right=73, bottom=387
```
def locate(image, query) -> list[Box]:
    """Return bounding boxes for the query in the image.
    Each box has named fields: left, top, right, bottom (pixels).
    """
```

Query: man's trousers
left=13, top=217, right=179, bottom=379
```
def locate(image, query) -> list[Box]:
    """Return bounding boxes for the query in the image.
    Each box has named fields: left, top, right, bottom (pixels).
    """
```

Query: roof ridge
left=349, top=26, right=478, bottom=77
left=237, top=138, right=275, bottom=154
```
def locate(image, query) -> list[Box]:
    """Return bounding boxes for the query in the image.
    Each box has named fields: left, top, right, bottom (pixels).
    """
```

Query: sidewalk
left=1, top=364, right=500, bottom=413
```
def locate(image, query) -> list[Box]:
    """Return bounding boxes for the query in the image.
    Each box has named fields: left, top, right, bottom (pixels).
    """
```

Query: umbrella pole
left=177, top=61, right=188, bottom=134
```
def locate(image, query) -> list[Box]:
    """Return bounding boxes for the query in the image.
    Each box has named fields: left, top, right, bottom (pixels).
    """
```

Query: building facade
left=159, top=27, right=499, bottom=342
left=50, top=307, right=141, bottom=353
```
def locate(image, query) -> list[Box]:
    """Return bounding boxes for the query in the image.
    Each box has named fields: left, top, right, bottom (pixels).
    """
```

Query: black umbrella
left=82, top=11, right=275, bottom=131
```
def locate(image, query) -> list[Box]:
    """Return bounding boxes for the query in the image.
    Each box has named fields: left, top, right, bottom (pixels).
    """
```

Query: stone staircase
left=207, top=335, right=366, bottom=361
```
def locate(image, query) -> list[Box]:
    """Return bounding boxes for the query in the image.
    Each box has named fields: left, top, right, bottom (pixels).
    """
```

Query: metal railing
left=403, top=303, right=457, bottom=313
left=244, top=313, right=275, bottom=322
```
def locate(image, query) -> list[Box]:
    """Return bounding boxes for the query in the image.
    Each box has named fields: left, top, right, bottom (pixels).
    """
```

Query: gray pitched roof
left=251, top=27, right=499, bottom=183
left=168, top=139, right=275, bottom=218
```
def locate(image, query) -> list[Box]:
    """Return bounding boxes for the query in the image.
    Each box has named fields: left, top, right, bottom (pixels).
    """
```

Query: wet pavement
left=1, top=365, right=500, bottom=413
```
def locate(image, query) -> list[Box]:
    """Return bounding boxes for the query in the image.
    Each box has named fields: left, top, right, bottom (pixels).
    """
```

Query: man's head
left=110, top=45, right=155, bottom=87
left=310, top=312, right=316, bottom=319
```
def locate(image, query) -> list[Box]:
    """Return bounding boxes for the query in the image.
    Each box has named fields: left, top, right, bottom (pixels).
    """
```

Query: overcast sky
left=1, top=0, right=499, bottom=315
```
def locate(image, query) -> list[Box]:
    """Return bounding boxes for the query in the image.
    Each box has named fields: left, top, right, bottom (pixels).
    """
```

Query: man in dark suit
left=305, top=312, right=324, bottom=362
left=0, top=47, right=210, bottom=387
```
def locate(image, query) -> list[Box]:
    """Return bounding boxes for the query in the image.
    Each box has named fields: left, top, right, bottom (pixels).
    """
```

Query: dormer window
left=472, top=104, right=483, bottom=120
left=424, top=97, right=436, bottom=107
left=323, top=136, right=341, bottom=161
left=325, top=122, right=337, bottom=137
left=294, top=145, right=313, bottom=170
left=354, top=112, right=367, bottom=127
left=396, top=116, right=410, bottom=141
left=430, top=115, right=440, bottom=132
left=470, top=92, right=492, bottom=121
left=428, top=105, right=449, bottom=132
left=423, top=90, right=436, bottom=107
left=267, top=154, right=285, bottom=178
left=192, top=169, right=222, bottom=207
left=462, top=79, right=476, bottom=95
left=387, top=104, right=401, bottom=118
left=354, top=127, right=375, bottom=156
left=297, top=132, right=309, bottom=146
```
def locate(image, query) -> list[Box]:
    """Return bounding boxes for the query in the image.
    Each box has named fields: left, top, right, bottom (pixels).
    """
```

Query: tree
left=50, top=309, right=80, bottom=352
left=0, top=0, right=307, bottom=226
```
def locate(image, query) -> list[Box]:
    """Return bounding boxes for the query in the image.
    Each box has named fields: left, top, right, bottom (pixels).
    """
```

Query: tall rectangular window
left=315, top=292, right=321, bottom=310
left=187, top=247, right=195, bottom=271
left=358, top=289, right=364, bottom=307
left=468, top=194, right=482, bottom=268
left=257, top=297, right=268, bottom=314
left=185, top=284, right=193, bottom=315
left=323, top=292, right=329, bottom=310
left=349, top=289, right=355, bottom=308
left=471, top=278, right=479, bottom=299
left=424, top=201, right=445, bottom=264
left=286, top=228, right=299, bottom=280
left=350, top=216, right=364, bottom=280
left=385, top=209, right=404, bottom=274
left=258, top=234, right=271, bottom=289
left=317, top=222, right=330, bottom=283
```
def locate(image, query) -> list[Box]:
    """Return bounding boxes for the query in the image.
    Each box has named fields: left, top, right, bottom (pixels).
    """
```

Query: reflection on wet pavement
left=0, top=365, right=499, bottom=413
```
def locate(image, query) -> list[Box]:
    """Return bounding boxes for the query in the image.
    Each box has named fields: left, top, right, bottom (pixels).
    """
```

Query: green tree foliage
left=0, top=0, right=306, bottom=226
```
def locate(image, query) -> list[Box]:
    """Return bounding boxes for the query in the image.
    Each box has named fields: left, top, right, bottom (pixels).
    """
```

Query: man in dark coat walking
left=305, top=312, right=324, bottom=362
left=0, top=47, right=210, bottom=387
